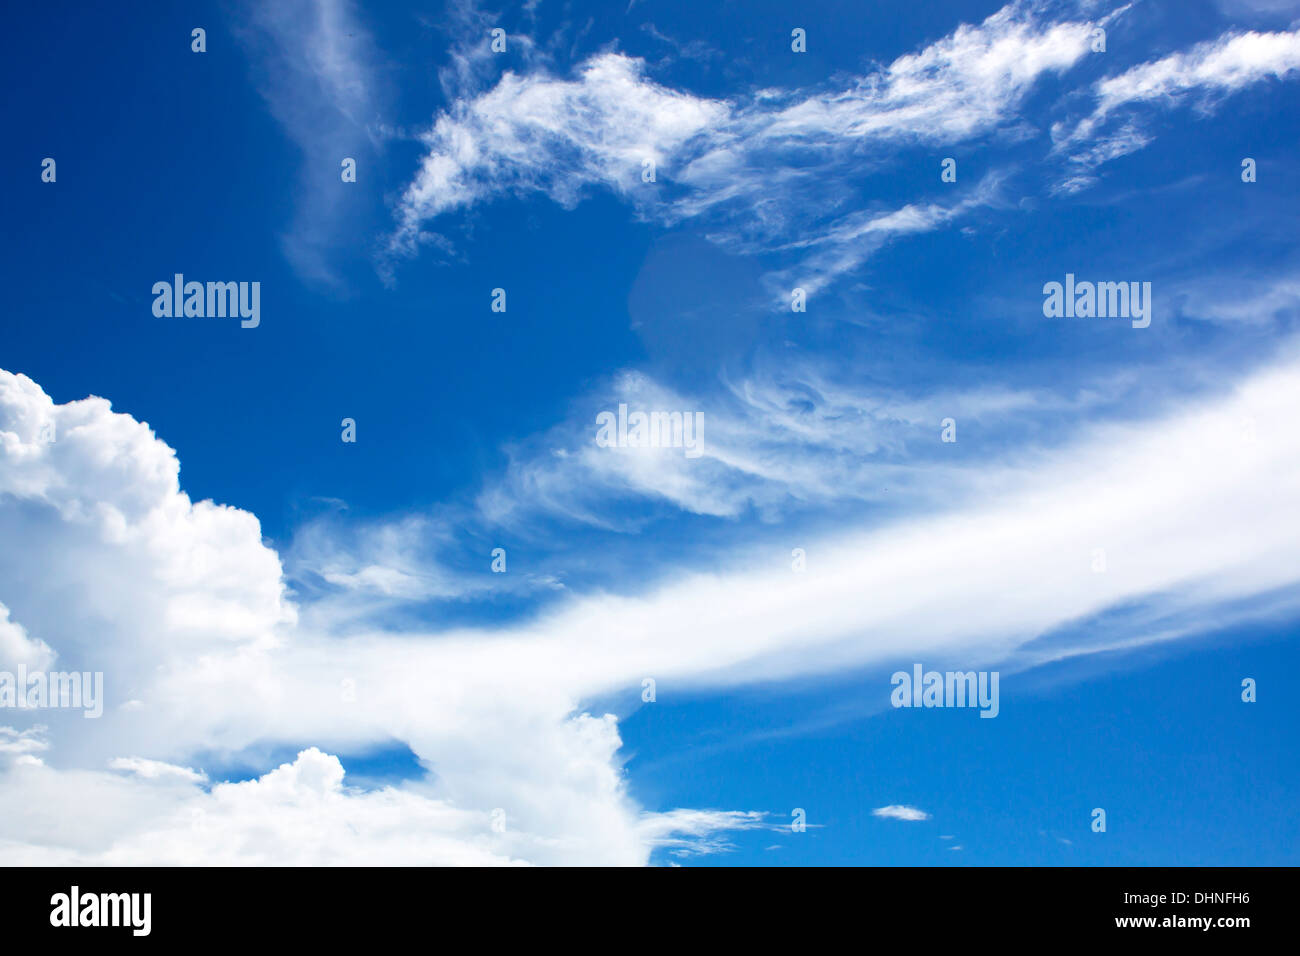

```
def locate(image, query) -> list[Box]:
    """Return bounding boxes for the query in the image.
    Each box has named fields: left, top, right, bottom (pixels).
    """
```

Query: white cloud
left=5, top=340, right=1300, bottom=863
left=1176, top=274, right=1300, bottom=324
left=0, top=726, right=48, bottom=757
left=1215, top=0, right=1300, bottom=12
left=476, top=359, right=1154, bottom=529
left=0, top=748, right=522, bottom=865
left=387, top=5, right=1300, bottom=270
left=1055, top=28, right=1300, bottom=171
left=386, top=52, right=729, bottom=264
left=385, top=2, right=1103, bottom=286
left=873, top=805, right=931, bottom=821
left=638, top=809, right=771, bottom=857
left=237, top=0, right=386, bottom=286
left=432, top=0, right=547, bottom=103
left=108, top=757, right=207, bottom=784
left=750, top=3, right=1093, bottom=146
left=0, top=602, right=54, bottom=672
left=0, top=369, right=759, bottom=864
left=0, top=369, right=296, bottom=683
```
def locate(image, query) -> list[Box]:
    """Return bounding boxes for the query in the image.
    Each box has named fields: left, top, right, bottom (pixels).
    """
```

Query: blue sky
left=1, top=0, right=1298, bottom=865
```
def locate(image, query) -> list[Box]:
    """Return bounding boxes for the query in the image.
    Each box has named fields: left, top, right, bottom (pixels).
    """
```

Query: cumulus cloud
left=0, top=748, right=522, bottom=865
left=0, top=602, right=54, bottom=672
left=0, top=726, right=48, bottom=758
left=0, top=369, right=295, bottom=685
left=0, top=369, right=760, bottom=864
